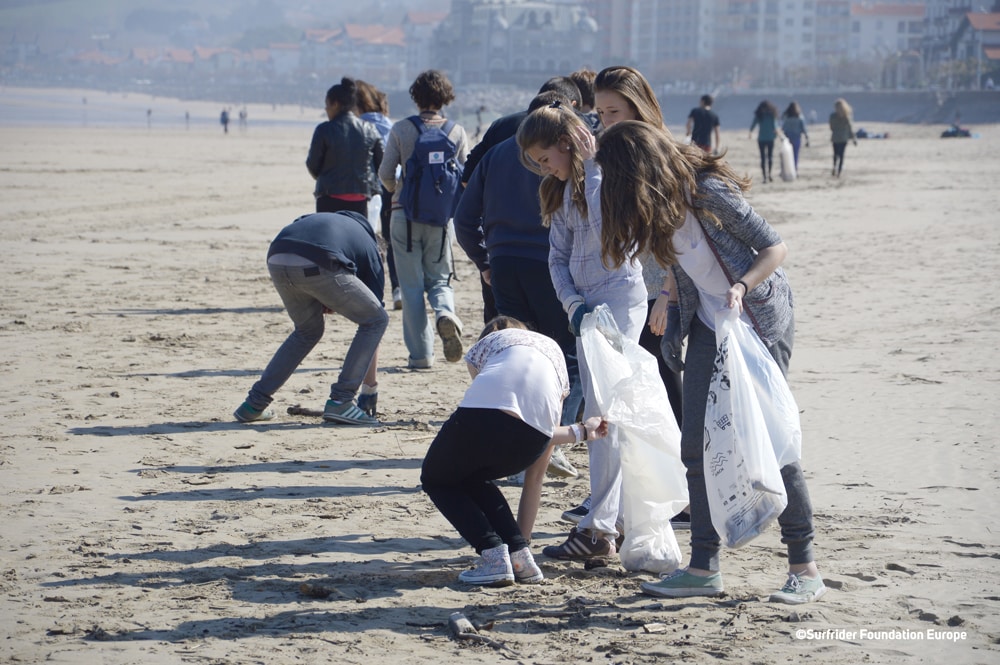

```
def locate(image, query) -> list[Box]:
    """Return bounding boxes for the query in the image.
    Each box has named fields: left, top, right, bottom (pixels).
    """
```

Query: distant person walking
left=686, top=94, right=720, bottom=154
left=220, top=108, right=230, bottom=134
left=750, top=100, right=779, bottom=183
left=781, top=102, right=809, bottom=169
left=829, top=98, right=857, bottom=178
left=306, top=77, right=385, bottom=218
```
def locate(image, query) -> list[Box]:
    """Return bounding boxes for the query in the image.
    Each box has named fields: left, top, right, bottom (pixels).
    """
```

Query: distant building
left=433, top=0, right=599, bottom=86
left=403, top=11, right=448, bottom=81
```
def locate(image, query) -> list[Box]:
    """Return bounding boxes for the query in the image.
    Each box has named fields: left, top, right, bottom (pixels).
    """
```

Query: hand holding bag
left=704, top=306, right=800, bottom=548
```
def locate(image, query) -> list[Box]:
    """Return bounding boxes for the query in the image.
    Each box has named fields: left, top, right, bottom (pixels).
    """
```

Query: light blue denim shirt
left=548, top=159, right=643, bottom=317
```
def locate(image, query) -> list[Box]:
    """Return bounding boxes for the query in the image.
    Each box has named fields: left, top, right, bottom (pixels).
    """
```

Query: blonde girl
left=829, top=97, right=856, bottom=177
left=515, top=102, right=647, bottom=559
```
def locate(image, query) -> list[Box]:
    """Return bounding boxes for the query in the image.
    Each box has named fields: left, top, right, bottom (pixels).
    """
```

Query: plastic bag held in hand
left=703, top=307, right=802, bottom=549
left=580, top=305, right=687, bottom=574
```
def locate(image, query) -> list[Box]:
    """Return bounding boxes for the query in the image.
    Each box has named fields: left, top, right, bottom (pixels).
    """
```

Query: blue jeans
left=681, top=314, right=814, bottom=571
left=246, top=262, right=388, bottom=407
left=389, top=209, right=461, bottom=366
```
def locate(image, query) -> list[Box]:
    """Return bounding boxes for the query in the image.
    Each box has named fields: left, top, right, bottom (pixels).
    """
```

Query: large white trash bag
left=704, top=307, right=801, bottom=549
left=580, top=305, right=687, bottom=574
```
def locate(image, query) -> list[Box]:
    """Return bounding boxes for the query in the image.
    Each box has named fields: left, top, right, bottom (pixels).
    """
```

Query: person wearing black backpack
left=379, top=70, right=470, bottom=369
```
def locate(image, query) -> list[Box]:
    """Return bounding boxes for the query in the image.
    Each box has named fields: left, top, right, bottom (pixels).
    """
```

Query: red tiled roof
left=304, top=28, right=342, bottom=43
left=405, top=11, right=447, bottom=25
left=73, top=49, right=123, bottom=65
left=984, top=46, right=1000, bottom=60
left=344, top=24, right=406, bottom=47
left=968, top=12, right=1000, bottom=32
left=164, top=48, right=194, bottom=64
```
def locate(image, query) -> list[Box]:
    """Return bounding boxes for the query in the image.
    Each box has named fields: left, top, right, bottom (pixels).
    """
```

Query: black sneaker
left=670, top=510, right=691, bottom=531
left=560, top=495, right=591, bottom=524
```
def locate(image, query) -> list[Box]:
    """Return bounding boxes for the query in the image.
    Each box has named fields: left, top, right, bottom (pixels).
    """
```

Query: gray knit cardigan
left=672, top=175, right=794, bottom=346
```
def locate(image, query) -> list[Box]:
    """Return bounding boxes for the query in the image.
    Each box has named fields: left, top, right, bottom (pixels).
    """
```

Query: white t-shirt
left=460, top=331, right=567, bottom=437
left=673, top=210, right=751, bottom=330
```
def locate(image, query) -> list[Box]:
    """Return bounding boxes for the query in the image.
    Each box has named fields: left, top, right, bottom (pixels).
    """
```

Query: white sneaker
left=547, top=445, right=578, bottom=478
left=392, top=287, right=402, bottom=310
left=458, top=544, right=514, bottom=586
left=510, top=547, right=543, bottom=584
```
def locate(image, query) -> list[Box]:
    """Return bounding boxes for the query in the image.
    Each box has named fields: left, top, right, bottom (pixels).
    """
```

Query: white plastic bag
left=704, top=307, right=800, bottom=549
left=580, top=305, right=688, bottom=574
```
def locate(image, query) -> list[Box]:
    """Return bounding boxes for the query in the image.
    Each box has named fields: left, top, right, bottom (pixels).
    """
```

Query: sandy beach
left=0, top=88, right=998, bottom=664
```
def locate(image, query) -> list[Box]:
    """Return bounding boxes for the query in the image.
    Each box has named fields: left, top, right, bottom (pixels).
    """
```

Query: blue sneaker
left=234, top=402, right=274, bottom=423
left=769, top=573, right=827, bottom=604
left=640, top=569, right=724, bottom=598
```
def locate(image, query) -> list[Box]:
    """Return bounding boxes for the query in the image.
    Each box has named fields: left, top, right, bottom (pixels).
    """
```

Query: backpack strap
left=407, top=115, right=425, bottom=134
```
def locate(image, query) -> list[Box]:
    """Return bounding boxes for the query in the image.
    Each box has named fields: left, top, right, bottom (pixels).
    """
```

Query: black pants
left=637, top=299, right=683, bottom=426
left=316, top=196, right=367, bottom=217
left=378, top=186, right=399, bottom=290
left=757, top=140, right=774, bottom=180
left=421, top=408, right=549, bottom=554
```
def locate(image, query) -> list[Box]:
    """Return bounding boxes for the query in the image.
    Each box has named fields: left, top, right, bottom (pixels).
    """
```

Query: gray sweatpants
left=681, top=312, right=815, bottom=571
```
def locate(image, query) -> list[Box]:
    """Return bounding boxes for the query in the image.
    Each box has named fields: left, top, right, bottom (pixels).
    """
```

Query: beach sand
left=0, top=98, right=998, bottom=664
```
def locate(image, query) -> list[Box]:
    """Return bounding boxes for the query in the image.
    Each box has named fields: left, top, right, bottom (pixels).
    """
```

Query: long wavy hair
left=833, top=98, right=853, bottom=119
left=515, top=104, right=590, bottom=226
left=596, top=121, right=751, bottom=270
left=593, top=65, right=665, bottom=129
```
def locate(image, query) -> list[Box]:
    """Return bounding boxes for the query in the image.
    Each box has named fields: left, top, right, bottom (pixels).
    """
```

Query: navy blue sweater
left=267, top=212, right=385, bottom=303
left=454, top=136, right=550, bottom=272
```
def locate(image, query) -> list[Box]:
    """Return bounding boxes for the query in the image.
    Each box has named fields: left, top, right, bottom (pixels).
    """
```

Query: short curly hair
left=409, top=70, right=456, bottom=110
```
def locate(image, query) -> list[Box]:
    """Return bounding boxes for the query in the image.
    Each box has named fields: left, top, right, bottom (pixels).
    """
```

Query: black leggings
left=757, top=140, right=774, bottom=179
left=421, top=408, right=549, bottom=554
left=832, top=142, right=847, bottom=174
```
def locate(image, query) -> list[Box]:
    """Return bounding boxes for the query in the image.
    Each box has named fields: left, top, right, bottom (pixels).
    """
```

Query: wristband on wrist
left=569, top=423, right=582, bottom=444
left=659, top=289, right=670, bottom=298
left=736, top=279, right=749, bottom=294
left=579, top=422, right=589, bottom=443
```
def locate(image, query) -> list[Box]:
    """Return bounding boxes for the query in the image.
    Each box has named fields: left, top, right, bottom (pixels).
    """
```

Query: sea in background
left=5, top=84, right=999, bottom=133
left=0, top=86, right=322, bottom=130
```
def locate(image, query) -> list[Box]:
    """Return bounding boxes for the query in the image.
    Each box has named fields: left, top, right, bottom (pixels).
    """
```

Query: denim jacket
left=306, top=112, right=384, bottom=198
left=673, top=176, right=793, bottom=346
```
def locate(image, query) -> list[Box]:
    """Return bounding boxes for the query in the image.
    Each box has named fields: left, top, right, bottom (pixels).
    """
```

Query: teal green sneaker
left=234, top=402, right=275, bottom=423
left=640, top=569, right=724, bottom=598
left=769, top=573, right=827, bottom=604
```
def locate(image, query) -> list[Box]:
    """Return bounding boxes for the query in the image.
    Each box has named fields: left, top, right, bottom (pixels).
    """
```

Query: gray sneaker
left=640, top=569, right=725, bottom=598
left=436, top=316, right=464, bottom=363
left=547, top=446, right=578, bottom=478
left=322, top=400, right=379, bottom=426
left=769, top=573, right=827, bottom=604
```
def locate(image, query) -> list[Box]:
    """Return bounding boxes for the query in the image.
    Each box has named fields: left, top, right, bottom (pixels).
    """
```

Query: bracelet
left=579, top=422, right=589, bottom=443
left=736, top=279, right=750, bottom=294
left=659, top=289, right=670, bottom=297
left=569, top=423, right=583, bottom=444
